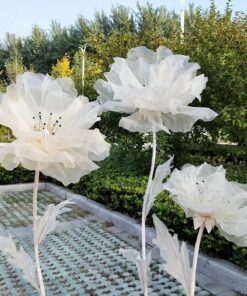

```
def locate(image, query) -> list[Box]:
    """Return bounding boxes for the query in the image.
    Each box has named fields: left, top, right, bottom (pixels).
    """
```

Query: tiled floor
left=0, top=191, right=212, bottom=295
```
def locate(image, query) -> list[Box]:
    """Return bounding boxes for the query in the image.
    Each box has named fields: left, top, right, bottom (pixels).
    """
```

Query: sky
left=0, top=0, right=246, bottom=40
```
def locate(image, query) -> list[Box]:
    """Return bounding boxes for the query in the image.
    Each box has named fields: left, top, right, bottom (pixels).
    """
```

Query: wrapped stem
left=32, top=163, right=46, bottom=296
left=141, top=124, right=157, bottom=295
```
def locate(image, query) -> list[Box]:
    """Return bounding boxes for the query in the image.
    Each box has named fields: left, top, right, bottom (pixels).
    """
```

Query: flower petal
left=41, top=160, right=98, bottom=186
left=16, top=72, right=77, bottom=112
left=119, top=110, right=170, bottom=133
left=162, top=106, right=218, bottom=133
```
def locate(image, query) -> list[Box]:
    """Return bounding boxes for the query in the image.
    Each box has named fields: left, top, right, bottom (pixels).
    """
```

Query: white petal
left=126, top=58, right=151, bottom=86
left=41, top=161, right=98, bottom=186
left=162, top=106, right=218, bottom=132
left=156, top=46, right=173, bottom=62
left=127, top=46, right=157, bottom=63
left=111, top=58, right=142, bottom=87
left=62, top=99, right=101, bottom=130
left=79, top=129, right=111, bottom=161
left=16, top=72, right=77, bottom=112
left=119, top=110, right=170, bottom=133
left=94, top=79, right=114, bottom=105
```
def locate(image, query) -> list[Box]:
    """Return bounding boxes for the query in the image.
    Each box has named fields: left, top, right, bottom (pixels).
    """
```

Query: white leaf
left=153, top=215, right=191, bottom=296
left=0, top=235, right=38, bottom=290
left=34, top=200, right=73, bottom=245
left=120, top=248, right=151, bottom=292
left=143, top=157, right=173, bottom=218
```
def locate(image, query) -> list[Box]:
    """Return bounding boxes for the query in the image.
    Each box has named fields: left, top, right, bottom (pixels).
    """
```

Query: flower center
left=33, top=112, right=62, bottom=135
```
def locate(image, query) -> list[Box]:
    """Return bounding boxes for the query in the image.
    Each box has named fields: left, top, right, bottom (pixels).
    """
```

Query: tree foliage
left=51, top=54, right=73, bottom=78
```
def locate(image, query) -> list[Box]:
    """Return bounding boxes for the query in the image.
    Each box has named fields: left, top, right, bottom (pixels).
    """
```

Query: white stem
left=141, top=125, right=157, bottom=296
left=33, top=164, right=46, bottom=296
left=190, top=223, right=205, bottom=296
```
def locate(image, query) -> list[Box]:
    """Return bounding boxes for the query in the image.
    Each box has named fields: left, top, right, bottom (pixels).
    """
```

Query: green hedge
left=0, top=166, right=35, bottom=184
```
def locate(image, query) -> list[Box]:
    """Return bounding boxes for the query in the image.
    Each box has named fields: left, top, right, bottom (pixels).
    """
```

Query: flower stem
left=33, top=164, right=46, bottom=296
left=190, top=223, right=205, bottom=296
left=141, top=125, right=157, bottom=296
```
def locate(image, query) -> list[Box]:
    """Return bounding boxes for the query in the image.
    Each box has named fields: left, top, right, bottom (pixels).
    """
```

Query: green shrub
left=0, top=166, right=35, bottom=184
left=0, top=166, right=49, bottom=185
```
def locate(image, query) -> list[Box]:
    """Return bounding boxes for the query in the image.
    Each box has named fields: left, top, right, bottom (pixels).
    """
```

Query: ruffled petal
left=0, top=144, right=20, bottom=170
left=15, top=72, right=77, bottom=113
left=61, top=99, right=101, bottom=130
left=126, top=58, right=151, bottom=86
left=219, top=230, right=247, bottom=247
left=110, top=58, right=142, bottom=88
left=162, top=106, right=218, bottom=133
left=79, top=129, right=111, bottom=161
left=127, top=46, right=157, bottom=63
left=119, top=110, right=169, bottom=133
left=41, top=160, right=98, bottom=186
left=94, top=79, right=114, bottom=105
left=127, top=46, right=172, bottom=63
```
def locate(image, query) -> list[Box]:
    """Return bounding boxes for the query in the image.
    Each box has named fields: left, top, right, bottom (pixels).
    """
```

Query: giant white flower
left=0, top=72, right=110, bottom=185
left=164, top=162, right=247, bottom=246
left=95, top=46, right=217, bottom=133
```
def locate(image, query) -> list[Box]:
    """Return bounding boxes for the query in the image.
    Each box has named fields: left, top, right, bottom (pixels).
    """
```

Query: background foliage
left=0, top=0, right=246, bottom=269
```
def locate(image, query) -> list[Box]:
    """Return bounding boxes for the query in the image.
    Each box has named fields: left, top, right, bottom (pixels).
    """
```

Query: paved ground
left=0, top=190, right=214, bottom=296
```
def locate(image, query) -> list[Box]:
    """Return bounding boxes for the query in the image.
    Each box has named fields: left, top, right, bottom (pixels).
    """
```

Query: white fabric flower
left=0, top=72, right=110, bottom=185
left=95, top=46, right=218, bottom=133
left=164, top=162, right=247, bottom=246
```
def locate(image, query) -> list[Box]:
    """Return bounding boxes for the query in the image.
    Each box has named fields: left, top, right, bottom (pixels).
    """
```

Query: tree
left=5, top=53, right=26, bottom=83
left=4, top=33, right=26, bottom=83
left=22, top=26, right=51, bottom=73
left=51, top=54, right=73, bottom=78
left=136, top=2, right=179, bottom=48
left=166, top=2, right=247, bottom=146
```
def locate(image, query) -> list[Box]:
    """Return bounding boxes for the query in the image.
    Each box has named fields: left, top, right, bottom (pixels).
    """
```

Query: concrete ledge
left=45, top=182, right=247, bottom=295
left=0, top=182, right=45, bottom=194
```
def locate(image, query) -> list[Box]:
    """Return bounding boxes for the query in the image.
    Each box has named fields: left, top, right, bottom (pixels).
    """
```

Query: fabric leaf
left=153, top=214, right=191, bottom=296
left=119, top=248, right=151, bottom=292
left=34, top=200, right=73, bottom=245
left=0, top=235, right=38, bottom=290
left=143, top=157, right=173, bottom=218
